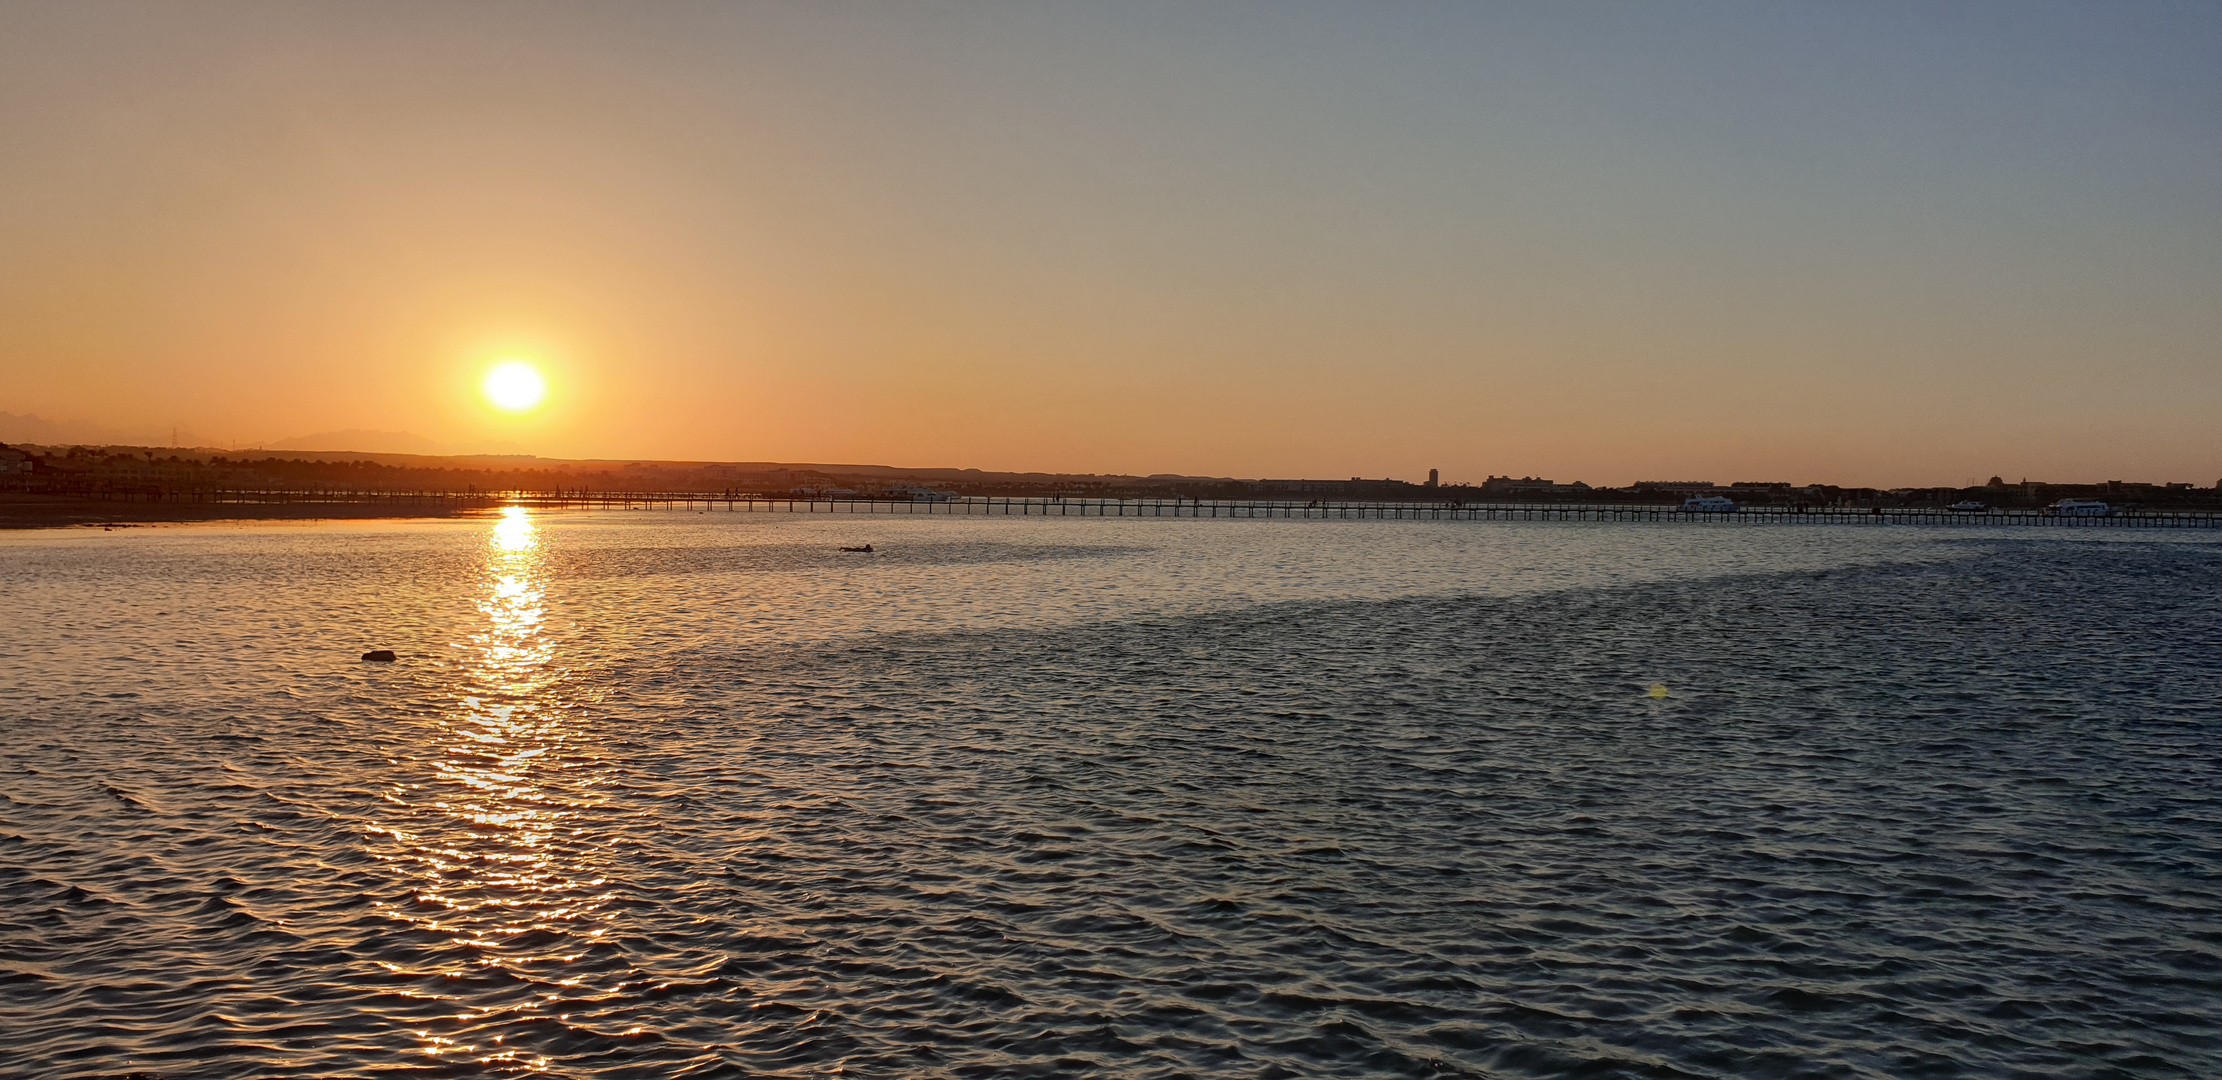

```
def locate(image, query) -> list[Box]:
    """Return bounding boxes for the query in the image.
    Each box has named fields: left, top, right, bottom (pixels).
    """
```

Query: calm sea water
left=2, top=512, right=2217, bottom=1078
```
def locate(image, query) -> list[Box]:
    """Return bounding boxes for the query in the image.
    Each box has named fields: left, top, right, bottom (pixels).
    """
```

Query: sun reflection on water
left=372, top=506, right=614, bottom=1069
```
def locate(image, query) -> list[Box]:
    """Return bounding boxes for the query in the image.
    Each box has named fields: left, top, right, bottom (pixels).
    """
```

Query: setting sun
left=482, top=361, right=547, bottom=413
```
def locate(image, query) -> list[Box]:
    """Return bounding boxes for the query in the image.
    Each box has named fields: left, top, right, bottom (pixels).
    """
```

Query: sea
left=1, top=510, right=2216, bottom=1079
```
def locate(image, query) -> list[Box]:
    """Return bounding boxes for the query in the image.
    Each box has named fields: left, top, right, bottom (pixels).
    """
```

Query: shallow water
left=2, top=512, right=2217, bottom=1078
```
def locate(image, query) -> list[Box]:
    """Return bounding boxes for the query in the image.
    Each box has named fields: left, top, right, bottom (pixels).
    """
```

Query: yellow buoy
left=1647, top=684, right=1669, bottom=699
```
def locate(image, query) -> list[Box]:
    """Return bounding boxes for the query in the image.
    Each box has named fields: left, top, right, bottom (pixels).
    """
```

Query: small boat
left=2045, top=500, right=2111, bottom=517
left=840, top=544, right=874, bottom=553
left=1948, top=501, right=1987, bottom=512
left=1681, top=495, right=1737, bottom=513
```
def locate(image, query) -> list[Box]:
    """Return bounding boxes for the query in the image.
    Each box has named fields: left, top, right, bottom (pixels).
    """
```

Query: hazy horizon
left=3, top=1, right=2217, bottom=486
left=4, top=408, right=2214, bottom=491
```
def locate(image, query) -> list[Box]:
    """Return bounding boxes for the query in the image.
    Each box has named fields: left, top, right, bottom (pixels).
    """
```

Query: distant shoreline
left=0, top=493, right=480, bottom=530
left=8, top=491, right=2216, bottom=534
left=6, top=441, right=2216, bottom=514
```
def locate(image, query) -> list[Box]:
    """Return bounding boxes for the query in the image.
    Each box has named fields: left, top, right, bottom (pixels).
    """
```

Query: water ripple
left=0, top=516, right=2215, bottom=1077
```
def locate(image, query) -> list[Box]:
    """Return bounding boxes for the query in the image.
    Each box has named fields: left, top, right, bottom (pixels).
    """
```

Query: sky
left=1, top=1, right=2217, bottom=486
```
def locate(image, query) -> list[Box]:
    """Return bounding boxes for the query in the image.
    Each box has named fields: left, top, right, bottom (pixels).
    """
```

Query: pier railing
left=564, top=495, right=2216, bottom=528
left=23, top=486, right=2222, bottom=528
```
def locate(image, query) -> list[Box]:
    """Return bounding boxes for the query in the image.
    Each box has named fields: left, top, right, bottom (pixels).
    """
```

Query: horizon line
left=4, top=439, right=2213, bottom=494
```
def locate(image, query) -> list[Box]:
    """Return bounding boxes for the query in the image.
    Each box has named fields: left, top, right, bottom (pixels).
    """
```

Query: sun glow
left=482, top=361, right=547, bottom=413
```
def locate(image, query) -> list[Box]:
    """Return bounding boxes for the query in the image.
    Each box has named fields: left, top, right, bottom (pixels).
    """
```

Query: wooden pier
left=499, top=493, right=2220, bottom=529
left=34, top=486, right=2221, bottom=528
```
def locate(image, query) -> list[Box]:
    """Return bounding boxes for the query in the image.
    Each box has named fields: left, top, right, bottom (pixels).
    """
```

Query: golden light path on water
left=370, top=507, right=621, bottom=1068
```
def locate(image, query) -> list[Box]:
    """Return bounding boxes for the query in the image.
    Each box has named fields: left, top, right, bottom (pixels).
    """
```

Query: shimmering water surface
left=2, top=512, right=2217, bottom=1078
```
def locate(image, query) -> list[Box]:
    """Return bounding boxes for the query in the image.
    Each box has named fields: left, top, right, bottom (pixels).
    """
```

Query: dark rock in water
left=361, top=650, right=398, bottom=662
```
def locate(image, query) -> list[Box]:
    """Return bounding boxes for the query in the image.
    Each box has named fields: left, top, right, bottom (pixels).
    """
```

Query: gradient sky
left=2, top=1, right=2217, bottom=485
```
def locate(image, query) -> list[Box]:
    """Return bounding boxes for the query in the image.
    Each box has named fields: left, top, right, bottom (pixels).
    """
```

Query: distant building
left=1482, top=475, right=1557, bottom=495
left=1257, top=479, right=1349, bottom=494
left=1426, top=469, right=1439, bottom=488
left=1480, top=475, right=1591, bottom=496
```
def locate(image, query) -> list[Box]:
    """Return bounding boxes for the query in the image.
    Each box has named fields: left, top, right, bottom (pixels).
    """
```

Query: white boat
left=889, top=486, right=956, bottom=502
left=1949, top=501, right=1988, bottom=512
left=2046, top=499, right=2111, bottom=517
left=1681, top=495, right=1738, bottom=513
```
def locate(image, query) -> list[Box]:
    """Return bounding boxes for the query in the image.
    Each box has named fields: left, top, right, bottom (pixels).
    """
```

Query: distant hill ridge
left=0, top=440, right=1238, bottom=488
left=4, top=439, right=2216, bottom=507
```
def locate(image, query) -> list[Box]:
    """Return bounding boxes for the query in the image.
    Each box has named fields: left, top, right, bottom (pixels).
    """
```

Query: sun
left=482, top=361, right=547, bottom=413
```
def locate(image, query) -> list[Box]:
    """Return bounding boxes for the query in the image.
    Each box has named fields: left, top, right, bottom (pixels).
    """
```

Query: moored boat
left=2045, top=499, right=2111, bottom=517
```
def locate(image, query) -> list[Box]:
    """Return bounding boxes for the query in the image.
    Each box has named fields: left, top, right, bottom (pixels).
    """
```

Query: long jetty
left=561, top=495, right=2218, bottom=528
left=68, top=487, right=2218, bottom=528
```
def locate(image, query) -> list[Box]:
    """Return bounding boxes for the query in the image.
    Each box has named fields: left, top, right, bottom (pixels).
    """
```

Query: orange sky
left=2, top=3, right=2217, bottom=486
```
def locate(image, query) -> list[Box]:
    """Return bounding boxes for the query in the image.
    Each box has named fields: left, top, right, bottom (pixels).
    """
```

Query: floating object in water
left=362, top=650, right=398, bottom=662
left=1647, top=684, right=1669, bottom=699
left=840, top=544, right=874, bottom=553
